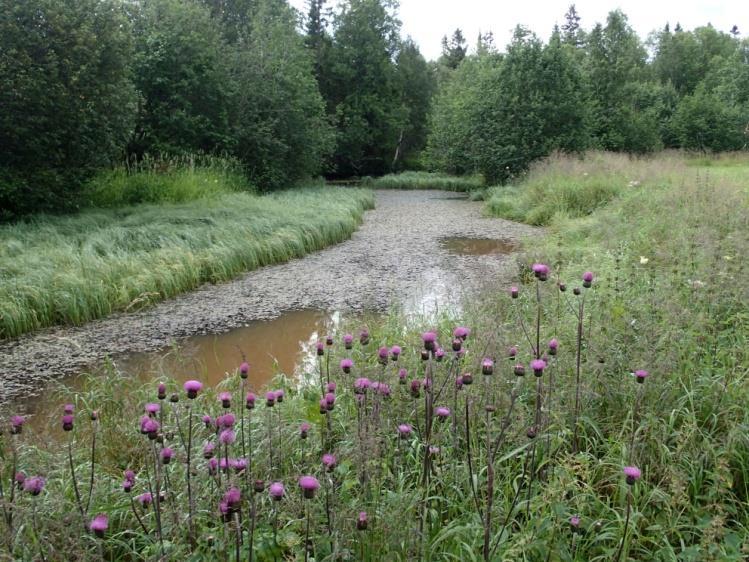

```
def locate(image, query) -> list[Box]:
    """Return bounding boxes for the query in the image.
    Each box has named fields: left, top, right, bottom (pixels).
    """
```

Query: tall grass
left=85, top=154, right=252, bottom=207
left=0, top=188, right=374, bottom=338
left=363, top=171, right=483, bottom=191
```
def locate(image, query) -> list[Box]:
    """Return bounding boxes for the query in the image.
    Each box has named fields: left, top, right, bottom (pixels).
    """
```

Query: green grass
left=85, top=154, right=253, bottom=207
left=363, top=171, right=483, bottom=191
left=0, top=187, right=374, bottom=338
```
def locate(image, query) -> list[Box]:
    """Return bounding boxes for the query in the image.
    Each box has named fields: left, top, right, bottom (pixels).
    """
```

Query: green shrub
left=364, top=171, right=483, bottom=191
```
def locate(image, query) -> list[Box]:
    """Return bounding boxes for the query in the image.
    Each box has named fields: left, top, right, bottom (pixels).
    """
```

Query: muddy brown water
left=1, top=190, right=539, bottom=428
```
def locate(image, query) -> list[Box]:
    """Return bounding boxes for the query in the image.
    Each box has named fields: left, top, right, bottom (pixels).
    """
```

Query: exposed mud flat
left=0, top=190, right=538, bottom=403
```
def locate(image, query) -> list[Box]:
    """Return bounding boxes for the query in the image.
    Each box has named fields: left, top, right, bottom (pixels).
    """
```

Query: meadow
left=2, top=152, right=747, bottom=560
left=362, top=171, right=483, bottom=192
left=0, top=173, right=373, bottom=339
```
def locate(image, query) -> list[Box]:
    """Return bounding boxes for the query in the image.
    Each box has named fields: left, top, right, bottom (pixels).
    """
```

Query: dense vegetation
left=2, top=153, right=746, bottom=560
left=0, top=187, right=373, bottom=338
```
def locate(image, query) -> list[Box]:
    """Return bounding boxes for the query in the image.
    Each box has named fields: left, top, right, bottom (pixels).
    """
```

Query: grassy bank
left=2, top=152, right=748, bottom=560
left=0, top=187, right=373, bottom=339
left=364, top=171, right=482, bottom=191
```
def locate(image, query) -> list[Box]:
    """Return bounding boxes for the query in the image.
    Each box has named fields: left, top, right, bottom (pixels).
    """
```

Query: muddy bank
left=0, top=190, right=538, bottom=402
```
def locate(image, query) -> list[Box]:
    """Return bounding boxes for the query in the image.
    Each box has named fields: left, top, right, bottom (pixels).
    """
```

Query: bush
left=364, top=171, right=483, bottom=191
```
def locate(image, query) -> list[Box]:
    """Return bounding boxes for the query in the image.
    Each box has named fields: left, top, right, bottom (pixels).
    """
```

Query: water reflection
left=440, top=237, right=518, bottom=256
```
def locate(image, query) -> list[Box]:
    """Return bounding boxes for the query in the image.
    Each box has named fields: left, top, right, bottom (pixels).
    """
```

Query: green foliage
left=0, top=187, right=373, bottom=338
left=130, top=0, right=232, bottom=157
left=363, top=171, right=482, bottom=191
left=228, top=0, right=334, bottom=190
left=672, top=87, right=747, bottom=151
left=0, top=0, right=136, bottom=218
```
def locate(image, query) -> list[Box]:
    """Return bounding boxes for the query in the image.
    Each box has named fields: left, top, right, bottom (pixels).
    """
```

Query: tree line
left=1, top=1, right=747, bottom=218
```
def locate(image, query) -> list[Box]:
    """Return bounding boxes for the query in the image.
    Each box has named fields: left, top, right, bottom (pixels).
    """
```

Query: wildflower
left=135, top=492, right=153, bottom=508
left=378, top=383, right=391, bottom=397
left=142, top=418, right=160, bottom=439
left=219, top=392, right=232, bottom=409
left=326, top=382, right=337, bottom=393
left=510, top=286, right=519, bottom=299
left=420, top=350, right=430, bottom=361
left=254, top=479, right=265, bottom=493
left=123, top=470, right=135, bottom=492
left=378, top=346, right=389, bottom=365
left=62, top=414, right=74, bottom=432
left=14, top=472, right=25, bottom=489
left=203, top=414, right=212, bottom=428
left=435, top=348, right=445, bottom=362
left=359, top=329, right=370, bottom=345
left=246, top=392, right=256, bottom=410
left=233, top=458, right=248, bottom=473
left=482, top=358, right=494, bottom=375
left=410, top=379, right=421, bottom=398
left=532, top=263, right=550, bottom=281
left=223, top=487, right=241, bottom=513
left=453, top=326, right=470, bottom=340
left=531, top=359, right=546, bottom=376
left=549, top=339, right=559, bottom=356
left=422, top=331, right=437, bottom=351
left=90, top=410, right=99, bottom=422
left=558, top=282, right=567, bottom=292
left=24, top=476, right=45, bottom=496
left=239, top=362, right=250, bottom=379
left=325, top=392, right=336, bottom=410
left=299, top=476, right=320, bottom=499
left=527, top=426, right=537, bottom=439
left=10, top=415, right=24, bottom=435
left=169, top=392, right=179, bottom=403
left=462, top=372, right=474, bottom=385
left=275, top=389, right=285, bottom=403
left=357, top=511, right=368, bottom=530
left=582, top=271, right=594, bottom=288
left=325, top=335, right=334, bottom=346
left=64, top=404, right=74, bottom=415
left=208, top=458, right=219, bottom=475
left=340, top=358, right=354, bottom=374
left=429, top=445, right=440, bottom=456
left=435, top=407, right=450, bottom=420
left=343, top=334, right=354, bottom=349
left=508, top=346, right=518, bottom=358
left=322, top=453, right=337, bottom=472
left=89, top=514, right=109, bottom=538
left=300, top=422, right=311, bottom=439
left=634, top=370, right=649, bottom=383
left=319, top=398, right=328, bottom=414
left=623, top=466, right=641, bottom=485
left=452, top=338, right=462, bottom=352
left=354, top=378, right=371, bottom=394
left=184, top=380, right=203, bottom=399
left=160, top=447, right=174, bottom=465
left=219, top=429, right=236, bottom=445
left=390, top=345, right=402, bottom=361
left=397, top=424, right=413, bottom=438
left=145, top=403, right=160, bottom=416
left=398, top=368, right=407, bottom=384
left=639, top=256, right=649, bottom=265
left=573, top=287, right=581, bottom=296
left=265, top=391, right=276, bottom=407
left=157, top=383, right=166, bottom=400
left=269, top=482, right=284, bottom=501
left=570, top=515, right=581, bottom=530
left=455, top=375, right=464, bottom=389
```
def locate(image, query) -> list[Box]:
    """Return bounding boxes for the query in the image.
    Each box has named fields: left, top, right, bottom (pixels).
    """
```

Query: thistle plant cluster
left=0, top=261, right=741, bottom=560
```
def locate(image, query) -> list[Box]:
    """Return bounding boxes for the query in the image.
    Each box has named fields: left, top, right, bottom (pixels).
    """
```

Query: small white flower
left=639, top=256, right=649, bottom=265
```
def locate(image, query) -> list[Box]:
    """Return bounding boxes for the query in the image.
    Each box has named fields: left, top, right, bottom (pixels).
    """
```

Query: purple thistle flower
left=300, top=422, right=311, bottom=439
left=208, top=458, right=218, bottom=475
left=398, top=368, right=407, bottom=383
left=409, top=379, right=421, bottom=398
left=452, top=338, right=462, bottom=352
left=63, top=404, right=74, bottom=415
left=10, top=415, right=24, bottom=435
left=378, top=346, right=389, bottom=364
left=233, top=458, right=248, bottom=473
left=265, top=391, right=276, bottom=407
left=219, top=429, right=236, bottom=445
left=354, top=377, right=371, bottom=394
left=160, top=447, right=174, bottom=465
left=422, top=331, right=437, bottom=351
left=141, top=418, right=159, bottom=439
left=508, top=346, right=518, bottom=358
left=145, top=403, right=160, bottom=416
left=203, top=441, right=216, bottom=459
left=435, top=406, right=450, bottom=420
left=357, top=511, right=368, bottom=530
left=510, top=286, right=519, bottom=298
left=634, top=370, right=649, bottom=383
left=299, top=475, right=320, bottom=498
left=223, top=487, right=241, bottom=511
left=124, top=469, right=135, bottom=482
left=340, top=358, right=354, bottom=374
left=482, top=357, right=494, bottom=375
left=453, top=326, right=470, bottom=340
left=378, top=383, right=391, bottom=397
left=24, top=476, right=45, bottom=496
left=623, top=466, right=641, bottom=485
left=137, top=492, right=153, bottom=507
left=239, top=362, right=250, bottom=379
left=532, top=263, right=550, bottom=281
left=514, top=364, right=526, bottom=377
left=219, top=392, right=232, bottom=409
left=343, top=334, right=354, bottom=349
left=221, top=413, right=236, bottom=428
left=246, top=392, right=256, bottom=410
left=203, top=414, right=212, bottom=428
left=390, top=345, right=402, bottom=360
left=325, top=392, right=336, bottom=409
left=322, top=453, right=337, bottom=472
left=275, top=389, right=285, bottom=403
left=326, top=382, right=337, bottom=393
left=184, top=380, right=203, bottom=399
left=455, top=375, right=464, bottom=389
left=253, top=479, right=265, bottom=493
left=570, top=515, right=581, bottom=529
left=89, top=514, right=108, bottom=537
left=531, top=359, right=546, bottom=376
left=157, top=382, right=166, bottom=400
left=397, top=424, right=413, bottom=438
left=435, top=347, right=445, bottom=362
left=14, top=472, right=25, bottom=489
left=461, top=372, right=474, bottom=385
left=548, top=338, right=559, bottom=355
left=62, top=414, right=74, bottom=432
left=359, top=329, right=370, bottom=345
left=325, top=335, right=334, bottom=346
left=316, top=341, right=325, bottom=356
left=269, top=482, right=284, bottom=501
left=582, top=271, right=594, bottom=288
left=319, top=398, right=328, bottom=414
